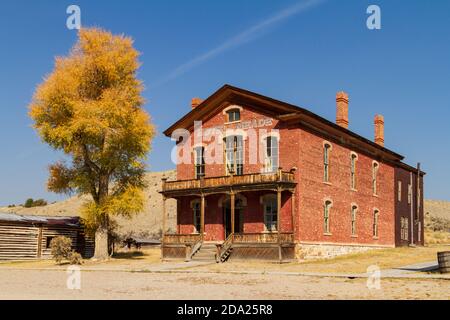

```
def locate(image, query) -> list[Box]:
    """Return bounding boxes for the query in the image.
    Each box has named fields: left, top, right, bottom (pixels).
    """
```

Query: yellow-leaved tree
left=29, top=28, right=154, bottom=259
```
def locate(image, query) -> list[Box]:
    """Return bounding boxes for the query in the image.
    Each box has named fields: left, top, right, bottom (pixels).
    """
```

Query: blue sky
left=0, top=0, right=449, bottom=205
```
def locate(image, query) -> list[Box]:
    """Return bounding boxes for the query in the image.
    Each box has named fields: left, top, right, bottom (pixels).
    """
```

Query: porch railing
left=233, top=232, right=295, bottom=244
left=162, top=171, right=295, bottom=192
left=163, top=234, right=202, bottom=244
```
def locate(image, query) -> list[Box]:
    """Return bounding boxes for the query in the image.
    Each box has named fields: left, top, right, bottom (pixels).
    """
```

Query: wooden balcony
left=161, top=170, right=296, bottom=197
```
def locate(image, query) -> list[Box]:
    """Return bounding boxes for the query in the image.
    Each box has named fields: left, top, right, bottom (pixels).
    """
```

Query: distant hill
left=0, top=170, right=177, bottom=239
left=424, top=200, right=450, bottom=220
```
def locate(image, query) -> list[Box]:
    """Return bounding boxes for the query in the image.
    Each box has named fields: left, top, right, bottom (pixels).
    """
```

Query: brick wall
left=394, top=167, right=424, bottom=246
left=296, top=127, right=396, bottom=246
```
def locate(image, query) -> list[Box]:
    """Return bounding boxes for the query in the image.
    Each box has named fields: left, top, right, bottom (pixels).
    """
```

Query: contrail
left=151, top=0, right=325, bottom=87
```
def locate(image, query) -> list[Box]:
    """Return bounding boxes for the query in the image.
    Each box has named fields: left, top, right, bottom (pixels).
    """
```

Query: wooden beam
left=162, top=196, right=167, bottom=240
left=200, top=194, right=205, bottom=240
left=277, top=188, right=282, bottom=262
left=230, top=192, right=235, bottom=235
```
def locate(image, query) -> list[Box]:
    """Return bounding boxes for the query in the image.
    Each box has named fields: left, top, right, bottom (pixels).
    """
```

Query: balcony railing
left=233, top=232, right=295, bottom=244
left=163, top=234, right=201, bottom=244
left=162, top=170, right=295, bottom=193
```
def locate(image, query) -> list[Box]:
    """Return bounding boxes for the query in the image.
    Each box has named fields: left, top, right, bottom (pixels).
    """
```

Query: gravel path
left=0, top=269, right=448, bottom=300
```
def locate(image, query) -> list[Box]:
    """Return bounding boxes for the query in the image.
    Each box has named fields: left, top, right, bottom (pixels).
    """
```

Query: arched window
left=351, top=205, right=358, bottom=236
left=264, top=136, right=279, bottom=173
left=350, top=153, right=357, bottom=190
left=324, top=200, right=332, bottom=234
left=372, top=162, right=379, bottom=195
left=324, top=143, right=331, bottom=182
left=226, top=109, right=241, bottom=122
left=194, top=146, right=205, bottom=179
left=192, top=200, right=201, bottom=234
left=263, top=194, right=277, bottom=232
left=225, top=135, right=243, bottom=175
left=373, top=209, right=380, bottom=238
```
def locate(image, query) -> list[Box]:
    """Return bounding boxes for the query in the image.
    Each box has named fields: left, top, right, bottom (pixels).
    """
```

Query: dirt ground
left=0, top=268, right=448, bottom=300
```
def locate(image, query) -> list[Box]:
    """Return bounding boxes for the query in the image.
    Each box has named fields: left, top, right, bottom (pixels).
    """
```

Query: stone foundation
left=296, top=243, right=388, bottom=260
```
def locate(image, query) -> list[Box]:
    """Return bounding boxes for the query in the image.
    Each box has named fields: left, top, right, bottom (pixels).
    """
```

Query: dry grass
left=0, top=248, right=162, bottom=269
left=190, top=245, right=450, bottom=274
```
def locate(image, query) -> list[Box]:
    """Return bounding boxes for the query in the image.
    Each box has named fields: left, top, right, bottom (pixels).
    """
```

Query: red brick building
left=161, top=85, right=424, bottom=262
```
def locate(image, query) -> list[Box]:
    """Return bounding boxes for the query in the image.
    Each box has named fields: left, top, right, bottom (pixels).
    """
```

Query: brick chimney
left=191, top=97, right=203, bottom=109
left=374, top=114, right=385, bottom=146
left=336, top=91, right=349, bottom=129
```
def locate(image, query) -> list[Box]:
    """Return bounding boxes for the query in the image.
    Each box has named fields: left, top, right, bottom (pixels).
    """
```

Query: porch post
left=200, top=194, right=205, bottom=240
left=161, top=178, right=167, bottom=241
left=277, top=187, right=282, bottom=262
left=291, top=191, right=295, bottom=234
left=277, top=188, right=282, bottom=233
left=162, top=195, right=167, bottom=240
left=230, top=192, right=235, bottom=235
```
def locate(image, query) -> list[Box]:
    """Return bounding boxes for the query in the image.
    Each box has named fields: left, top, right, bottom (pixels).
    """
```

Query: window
left=407, top=184, right=412, bottom=204
left=351, top=205, right=358, bottom=236
left=323, top=143, right=331, bottom=182
left=194, top=146, right=205, bottom=179
left=263, top=195, right=277, bottom=232
left=372, top=162, right=379, bottom=195
left=264, top=136, right=279, bottom=173
left=401, top=217, right=409, bottom=241
left=45, top=237, right=54, bottom=249
left=324, top=200, right=332, bottom=234
left=350, top=153, right=357, bottom=189
left=226, top=109, right=241, bottom=122
left=193, top=201, right=201, bottom=233
left=373, top=210, right=379, bottom=238
left=398, top=181, right=402, bottom=202
left=225, top=135, right=243, bottom=175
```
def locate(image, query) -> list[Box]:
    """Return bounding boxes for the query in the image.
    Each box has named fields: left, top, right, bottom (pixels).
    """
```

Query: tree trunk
left=93, top=174, right=110, bottom=260
left=93, top=224, right=109, bottom=260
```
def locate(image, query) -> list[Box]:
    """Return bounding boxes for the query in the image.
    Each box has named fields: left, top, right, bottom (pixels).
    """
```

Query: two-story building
left=160, top=85, right=424, bottom=262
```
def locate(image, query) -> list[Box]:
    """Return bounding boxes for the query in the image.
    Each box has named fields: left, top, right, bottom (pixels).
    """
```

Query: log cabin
left=0, top=212, right=94, bottom=260
left=160, top=85, right=425, bottom=262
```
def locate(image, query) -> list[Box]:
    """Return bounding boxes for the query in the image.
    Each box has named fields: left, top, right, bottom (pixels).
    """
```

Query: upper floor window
left=194, top=146, right=205, bottom=179
left=225, top=135, right=243, bottom=176
left=263, top=194, right=277, bottom=232
left=264, top=136, right=279, bottom=173
left=372, top=162, right=379, bottom=195
left=323, top=143, right=331, bottom=182
left=398, top=181, right=402, bottom=202
left=324, top=200, right=332, bottom=234
left=350, top=153, right=357, bottom=190
left=351, top=205, right=358, bottom=236
left=226, top=109, right=241, bottom=123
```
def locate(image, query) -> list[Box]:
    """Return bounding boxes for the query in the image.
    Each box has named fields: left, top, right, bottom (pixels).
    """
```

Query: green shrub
left=24, top=198, right=34, bottom=208
left=50, top=236, right=82, bottom=265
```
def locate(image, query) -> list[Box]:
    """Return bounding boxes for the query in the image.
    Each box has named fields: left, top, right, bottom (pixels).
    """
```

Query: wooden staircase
left=191, top=243, right=217, bottom=262
left=217, top=234, right=234, bottom=263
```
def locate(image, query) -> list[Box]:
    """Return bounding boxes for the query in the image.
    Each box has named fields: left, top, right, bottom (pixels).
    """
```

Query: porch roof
left=160, top=171, right=296, bottom=197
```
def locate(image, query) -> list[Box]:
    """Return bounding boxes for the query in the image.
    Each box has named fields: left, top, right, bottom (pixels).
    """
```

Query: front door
left=224, top=207, right=241, bottom=239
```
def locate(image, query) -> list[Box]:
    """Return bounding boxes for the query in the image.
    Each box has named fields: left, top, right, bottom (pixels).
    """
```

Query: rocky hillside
left=0, top=170, right=178, bottom=239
